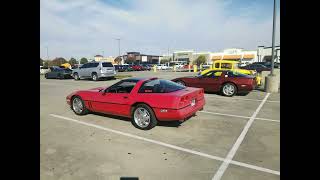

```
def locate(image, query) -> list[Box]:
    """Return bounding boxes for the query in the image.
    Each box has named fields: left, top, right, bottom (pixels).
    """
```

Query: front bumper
left=154, top=98, right=205, bottom=121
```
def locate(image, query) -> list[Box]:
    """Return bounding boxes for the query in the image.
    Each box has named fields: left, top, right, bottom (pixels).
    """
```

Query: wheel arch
left=220, top=81, right=238, bottom=92
left=130, top=102, right=156, bottom=118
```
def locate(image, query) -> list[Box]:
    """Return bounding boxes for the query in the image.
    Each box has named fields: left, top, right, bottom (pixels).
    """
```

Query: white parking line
left=211, top=93, right=271, bottom=180
left=204, top=94, right=279, bottom=103
left=199, top=111, right=280, bottom=123
left=49, top=113, right=279, bottom=176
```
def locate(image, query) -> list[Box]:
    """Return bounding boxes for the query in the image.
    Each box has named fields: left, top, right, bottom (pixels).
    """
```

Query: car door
left=77, top=63, right=87, bottom=77
left=91, top=81, right=135, bottom=116
left=48, top=68, right=59, bottom=78
left=202, top=71, right=224, bottom=92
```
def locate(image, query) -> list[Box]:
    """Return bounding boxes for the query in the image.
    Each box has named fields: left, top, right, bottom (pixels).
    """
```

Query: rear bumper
left=154, top=98, right=205, bottom=121
left=99, top=72, right=116, bottom=77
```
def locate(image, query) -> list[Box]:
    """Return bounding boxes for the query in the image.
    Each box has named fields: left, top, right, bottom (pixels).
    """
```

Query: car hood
left=87, top=87, right=106, bottom=92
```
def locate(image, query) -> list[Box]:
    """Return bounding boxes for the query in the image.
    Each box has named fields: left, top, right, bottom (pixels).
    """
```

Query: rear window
left=102, top=62, right=113, bottom=67
left=139, top=79, right=186, bottom=93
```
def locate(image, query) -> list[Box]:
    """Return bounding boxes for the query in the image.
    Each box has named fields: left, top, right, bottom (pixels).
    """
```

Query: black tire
left=221, top=83, right=237, bottom=97
left=175, top=80, right=186, bottom=86
left=131, top=104, right=157, bottom=130
left=92, top=73, right=98, bottom=81
left=71, top=96, right=89, bottom=115
left=58, top=73, right=64, bottom=80
left=73, top=73, right=80, bottom=80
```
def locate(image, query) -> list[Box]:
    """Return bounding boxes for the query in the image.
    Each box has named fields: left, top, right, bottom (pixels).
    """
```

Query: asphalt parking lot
left=40, top=71, right=280, bottom=180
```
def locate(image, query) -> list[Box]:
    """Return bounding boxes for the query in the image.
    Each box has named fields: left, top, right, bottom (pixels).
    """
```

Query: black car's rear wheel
left=131, top=104, right=157, bottom=130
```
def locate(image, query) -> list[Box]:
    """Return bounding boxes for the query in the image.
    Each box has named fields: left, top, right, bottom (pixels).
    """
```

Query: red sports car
left=66, top=77, right=205, bottom=130
left=172, top=70, right=256, bottom=97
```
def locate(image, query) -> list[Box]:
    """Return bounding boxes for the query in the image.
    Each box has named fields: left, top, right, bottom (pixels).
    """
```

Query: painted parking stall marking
left=211, top=93, right=272, bottom=180
left=49, top=113, right=279, bottom=176
left=204, top=94, right=279, bottom=103
left=199, top=111, right=280, bottom=123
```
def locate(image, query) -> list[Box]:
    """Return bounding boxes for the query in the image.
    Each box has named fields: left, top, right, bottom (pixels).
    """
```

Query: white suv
left=72, top=61, right=116, bottom=81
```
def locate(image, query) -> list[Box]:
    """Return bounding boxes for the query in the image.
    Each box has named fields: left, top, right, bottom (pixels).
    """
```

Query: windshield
left=139, top=79, right=186, bottom=93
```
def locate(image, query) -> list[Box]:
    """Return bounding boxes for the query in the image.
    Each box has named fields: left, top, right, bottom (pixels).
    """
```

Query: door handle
left=123, top=96, right=128, bottom=99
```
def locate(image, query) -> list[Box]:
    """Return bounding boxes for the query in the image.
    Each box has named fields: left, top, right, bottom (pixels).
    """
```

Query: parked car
left=157, top=64, right=169, bottom=70
left=141, top=64, right=151, bottom=71
left=172, top=70, right=256, bottom=97
left=66, top=77, right=205, bottom=130
left=72, top=61, right=116, bottom=81
left=241, top=64, right=271, bottom=73
left=45, top=67, right=73, bottom=79
left=132, top=64, right=143, bottom=71
left=252, top=62, right=280, bottom=69
left=201, top=60, right=255, bottom=76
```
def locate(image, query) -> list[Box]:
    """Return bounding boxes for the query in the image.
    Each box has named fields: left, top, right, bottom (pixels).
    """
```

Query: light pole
left=265, top=0, right=279, bottom=93
left=46, top=46, right=49, bottom=61
left=270, top=0, right=277, bottom=76
left=115, top=38, right=121, bottom=57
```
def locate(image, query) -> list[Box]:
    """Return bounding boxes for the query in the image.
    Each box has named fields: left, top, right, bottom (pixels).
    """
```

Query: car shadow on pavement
left=90, top=112, right=182, bottom=128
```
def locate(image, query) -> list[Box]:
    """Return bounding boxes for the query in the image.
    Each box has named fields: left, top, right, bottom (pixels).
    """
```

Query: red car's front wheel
left=131, top=104, right=157, bottom=130
left=71, top=96, right=89, bottom=115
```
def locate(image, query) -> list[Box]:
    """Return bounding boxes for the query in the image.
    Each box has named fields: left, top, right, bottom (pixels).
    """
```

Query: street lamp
left=270, top=0, right=277, bottom=76
left=265, top=0, right=279, bottom=93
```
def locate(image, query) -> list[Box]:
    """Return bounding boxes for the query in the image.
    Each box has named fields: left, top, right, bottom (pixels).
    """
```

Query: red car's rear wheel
left=131, top=104, right=157, bottom=130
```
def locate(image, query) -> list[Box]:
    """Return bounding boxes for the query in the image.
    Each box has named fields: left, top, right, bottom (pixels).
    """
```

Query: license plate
left=191, top=99, right=196, bottom=106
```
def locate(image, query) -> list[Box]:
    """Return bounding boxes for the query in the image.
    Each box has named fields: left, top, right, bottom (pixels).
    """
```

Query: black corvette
left=45, top=67, right=73, bottom=79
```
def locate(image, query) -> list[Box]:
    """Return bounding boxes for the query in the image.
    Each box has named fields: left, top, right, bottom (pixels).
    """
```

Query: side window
left=203, top=71, right=214, bottom=77
left=215, top=63, right=220, bottom=68
left=107, top=81, right=136, bottom=93
left=81, top=64, right=88, bottom=68
left=92, top=63, right=99, bottom=67
left=221, top=63, right=232, bottom=69
left=139, top=80, right=160, bottom=93
left=213, top=71, right=222, bottom=77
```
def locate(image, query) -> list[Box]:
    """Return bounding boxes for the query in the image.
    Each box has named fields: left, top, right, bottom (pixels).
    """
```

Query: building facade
left=257, top=46, right=280, bottom=63
left=94, top=55, right=116, bottom=64
left=211, top=48, right=257, bottom=64
left=123, top=52, right=162, bottom=64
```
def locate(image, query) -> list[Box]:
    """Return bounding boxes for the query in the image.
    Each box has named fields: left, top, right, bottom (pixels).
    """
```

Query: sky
left=40, top=0, right=280, bottom=60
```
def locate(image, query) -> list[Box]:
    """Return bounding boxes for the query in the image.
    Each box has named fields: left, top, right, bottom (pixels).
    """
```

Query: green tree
left=49, top=57, right=67, bottom=66
left=40, top=58, right=44, bottom=66
left=80, top=57, right=88, bottom=64
left=193, top=55, right=206, bottom=66
left=114, top=56, right=122, bottom=65
left=69, top=57, right=78, bottom=65
left=43, top=60, right=49, bottom=68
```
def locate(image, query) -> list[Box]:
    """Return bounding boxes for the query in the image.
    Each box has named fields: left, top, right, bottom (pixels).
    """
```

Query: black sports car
left=45, top=67, right=73, bottom=79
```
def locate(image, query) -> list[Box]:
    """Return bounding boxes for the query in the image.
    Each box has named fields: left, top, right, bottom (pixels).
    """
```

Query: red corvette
left=172, top=70, right=256, bottom=97
left=66, top=78, right=205, bottom=130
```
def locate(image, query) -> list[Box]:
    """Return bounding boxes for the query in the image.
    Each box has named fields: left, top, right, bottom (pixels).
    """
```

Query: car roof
left=122, top=77, right=158, bottom=83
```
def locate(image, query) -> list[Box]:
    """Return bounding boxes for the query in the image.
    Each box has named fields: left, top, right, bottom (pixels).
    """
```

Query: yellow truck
left=60, top=63, right=72, bottom=69
left=200, top=60, right=261, bottom=85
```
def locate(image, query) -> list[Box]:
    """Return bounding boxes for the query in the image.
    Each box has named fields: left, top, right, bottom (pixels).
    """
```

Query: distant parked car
left=72, top=61, right=116, bottom=81
left=172, top=70, right=256, bottom=97
left=157, top=64, right=169, bottom=70
left=132, top=64, right=143, bottom=71
left=241, top=64, right=271, bottom=73
left=45, top=67, right=73, bottom=79
left=141, top=64, right=151, bottom=71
